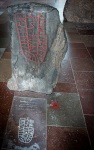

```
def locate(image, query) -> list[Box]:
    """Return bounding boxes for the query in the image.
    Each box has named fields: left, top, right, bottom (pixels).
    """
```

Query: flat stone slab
left=2, top=96, right=47, bottom=150
left=47, top=93, right=86, bottom=127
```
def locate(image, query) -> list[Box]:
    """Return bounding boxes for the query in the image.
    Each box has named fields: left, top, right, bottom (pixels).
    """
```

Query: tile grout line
left=57, top=81, right=77, bottom=84
left=68, top=41, right=88, bottom=49
left=70, top=28, right=93, bottom=149
left=47, top=125, right=87, bottom=128
left=69, top=53, right=86, bottom=119
left=85, top=44, right=94, bottom=64
left=69, top=48, right=93, bottom=149
left=68, top=70, right=94, bottom=73
left=84, top=114, right=94, bottom=116
left=69, top=57, right=94, bottom=72
left=0, top=91, right=14, bottom=149
left=84, top=114, right=94, bottom=150
left=52, top=91, right=79, bottom=95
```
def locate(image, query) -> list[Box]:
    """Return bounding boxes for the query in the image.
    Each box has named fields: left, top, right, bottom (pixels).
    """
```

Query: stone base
left=7, top=75, right=53, bottom=94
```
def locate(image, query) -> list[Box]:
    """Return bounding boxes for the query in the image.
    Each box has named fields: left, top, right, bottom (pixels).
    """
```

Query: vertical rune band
left=15, top=11, right=47, bottom=64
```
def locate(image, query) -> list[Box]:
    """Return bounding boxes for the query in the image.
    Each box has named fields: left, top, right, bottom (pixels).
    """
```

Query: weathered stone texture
left=64, top=0, right=94, bottom=23
left=7, top=2, right=67, bottom=94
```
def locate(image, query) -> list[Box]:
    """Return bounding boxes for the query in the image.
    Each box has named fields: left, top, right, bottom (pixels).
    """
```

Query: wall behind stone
left=64, top=0, right=94, bottom=23
left=56, top=0, right=67, bottom=22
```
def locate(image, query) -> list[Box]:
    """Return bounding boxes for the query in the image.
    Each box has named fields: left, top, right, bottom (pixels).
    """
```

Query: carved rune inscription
left=18, top=118, right=34, bottom=143
left=15, top=12, right=47, bottom=64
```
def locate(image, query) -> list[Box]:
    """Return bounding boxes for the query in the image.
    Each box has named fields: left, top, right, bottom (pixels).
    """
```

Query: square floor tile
left=71, top=58, right=94, bottom=71
left=68, top=43, right=86, bottom=49
left=67, top=35, right=82, bottom=43
left=53, top=83, right=77, bottom=93
left=5, top=47, right=11, bottom=52
left=0, top=19, right=8, bottom=24
left=79, top=90, right=94, bottom=115
left=65, top=30, right=79, bottom=36
left=0, top=15, right=9, bottom=24
left=78, top=30, right=94, bottom=35
left=0, top=59, right=11, bottom=82
left=64, top=22, right=76, bottom=29
left=87, top=47, right=94, bottom=60
left=65, top=28, right=77, bottom=34
left=66, top=32, right=80, bottom=36
left=85, top=115, right=94, bottom=150
left=0, top=114, right=8, bottom=137
left=0, top=31, right=9, bottom=38
left=66, top=48, right=90, bottom=59
left=0, top=82, right=14, bottom=137
left=0, top=38, right=9, bottom=48
left=65, top=29, right=77, bottom=34
left=0, top=91, right=13, bottom=115
left=75, top=23, right=89, bottom=29
left=0, top=48, right=6, bottom=59
left=81, top=35, right=94, bottom=47
left=2, top=52, right=11, bottom=59
left=74, top=72, right=94, bottom=90
left=75, top=23, right=94, bottom=30
left=0, top=22, right=9, bottom=33
left=0, top=138, right=3, bottom=149
left=58, top=60, right=75, bottom=83
left=47, top=93, right=85, bottom=127
left=0, top=82, right=14, bottom=102
left=47, top=126, right=91, bottom=150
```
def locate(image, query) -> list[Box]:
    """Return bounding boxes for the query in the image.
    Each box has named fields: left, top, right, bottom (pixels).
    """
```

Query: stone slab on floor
left=1, top=96, right=47, bottom=150
left=47, top=93, right=85, bottom=127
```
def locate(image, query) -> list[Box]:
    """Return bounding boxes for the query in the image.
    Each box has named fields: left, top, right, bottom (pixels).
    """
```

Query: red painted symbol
left=50, top=101, right=60, bottom=110
left=15, top=11, right=47, bottom=64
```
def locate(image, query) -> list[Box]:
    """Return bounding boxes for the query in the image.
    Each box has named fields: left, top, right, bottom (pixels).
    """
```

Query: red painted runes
left=15, top=11, right=47, bottom=64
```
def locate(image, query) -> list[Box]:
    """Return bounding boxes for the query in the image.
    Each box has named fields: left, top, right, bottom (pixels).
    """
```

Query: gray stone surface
left=47, top=93, right=85, bottom=127
left=2, top=96, right=47, bottom=149
left=7, top=2, right=67, bottom=94
left=64, top=0, right=94, bottom=23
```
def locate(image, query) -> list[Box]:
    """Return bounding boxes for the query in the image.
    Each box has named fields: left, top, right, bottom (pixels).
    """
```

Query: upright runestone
left=7, top=2, right=67, bottom=94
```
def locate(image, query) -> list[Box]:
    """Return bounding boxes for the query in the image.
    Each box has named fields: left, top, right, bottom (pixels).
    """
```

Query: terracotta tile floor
left=0, top=11, right=94, bottom=150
